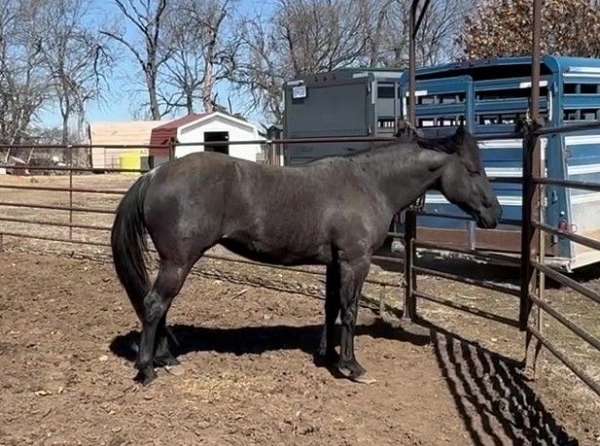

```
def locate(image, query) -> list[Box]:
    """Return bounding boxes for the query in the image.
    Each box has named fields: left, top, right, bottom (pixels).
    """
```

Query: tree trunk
left=185, top=88, right=194, bottom=114
left=202, top=40, right=215, bottom=112
left=62, top=111, right=69, bottom=146
left=147, top=71, right=161, bottom=120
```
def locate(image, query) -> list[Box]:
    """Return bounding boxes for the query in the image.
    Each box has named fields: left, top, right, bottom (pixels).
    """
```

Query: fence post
left=520, top=0, right=543, bottom=331
left=168, top=137, right=176, bottom=162
left=530, top=136, right=546, bottom=377
left=522, top=0, right=544, bottom=380
left=68, top=145, right=73, bottom=241
left=520, top=125, right=539, bottom=328
left=400, top=0, right=429, bottom=325
left=402, top=209, right=418, bottom=322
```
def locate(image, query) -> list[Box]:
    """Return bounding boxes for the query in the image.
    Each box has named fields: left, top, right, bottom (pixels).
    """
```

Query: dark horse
left=111, top=124, right=502, bottom=385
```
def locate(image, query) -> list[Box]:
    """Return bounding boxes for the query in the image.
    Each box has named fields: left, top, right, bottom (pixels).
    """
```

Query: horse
left=110, top=124, right=502, bottom=385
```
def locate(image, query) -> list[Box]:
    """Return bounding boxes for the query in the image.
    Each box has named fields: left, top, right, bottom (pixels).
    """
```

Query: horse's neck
left=358, top=147, right=449, bottom=213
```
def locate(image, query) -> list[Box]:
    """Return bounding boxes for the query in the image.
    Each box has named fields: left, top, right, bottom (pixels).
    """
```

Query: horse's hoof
left=315, top=349, right=339, bottom=367
left=154, top=355, right=180, bottom=367
left=135, top=367, right=157, bottom=386
left=165, top=364, right=185, bottom=377
left=351, top=373, right=377, bottom=384
left=336, top=359, right=367, bottom=382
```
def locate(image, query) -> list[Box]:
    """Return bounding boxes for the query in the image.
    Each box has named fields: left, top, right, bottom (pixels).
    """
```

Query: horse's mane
left=304, top=123, right=468, bottom=165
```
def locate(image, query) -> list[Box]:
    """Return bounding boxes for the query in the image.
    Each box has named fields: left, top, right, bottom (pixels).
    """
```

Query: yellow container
left=119, top=151, right=142, bottom=175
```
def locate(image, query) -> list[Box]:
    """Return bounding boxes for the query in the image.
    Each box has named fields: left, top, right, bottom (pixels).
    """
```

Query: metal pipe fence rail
left=524, top=150, right=600, bottom=397
left=0, top=136, right=432, bottom=292
left=398, top=121, right=600, bottom=398
left=0, top=132, right=525, bottom=303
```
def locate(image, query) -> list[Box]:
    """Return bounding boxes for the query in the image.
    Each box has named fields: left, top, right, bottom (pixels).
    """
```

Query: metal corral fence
left=399, top=0, right=600, bottom=400
left=524, top=122, right=600, bottom=396
left=0, top=136, right=412, bottom=291
left=400, top=120, right=600, bottom=400
left=1, top=128, right=600, bottom=399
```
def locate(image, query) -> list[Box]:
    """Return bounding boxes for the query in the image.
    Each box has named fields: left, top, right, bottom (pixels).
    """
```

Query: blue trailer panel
left=283, top=56, right=600, bottom=270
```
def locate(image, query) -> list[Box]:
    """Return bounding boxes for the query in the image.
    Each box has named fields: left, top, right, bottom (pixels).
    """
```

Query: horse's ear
left=454, top=122, right=466, bottom=144
left=395, top=119, right=414, bottom=138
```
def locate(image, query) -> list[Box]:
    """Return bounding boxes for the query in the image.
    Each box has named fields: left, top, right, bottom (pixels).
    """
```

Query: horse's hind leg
left=337, top=256, right=371, bottom=382
left=136, top=261, right=190, bottom=385
left=154, top=316, right=179, bottom=367
left=319, top=262, right=340, bottom=361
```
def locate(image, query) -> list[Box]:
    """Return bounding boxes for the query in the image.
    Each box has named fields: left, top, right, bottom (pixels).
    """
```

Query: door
left=204, top=131, right=229, bottom=155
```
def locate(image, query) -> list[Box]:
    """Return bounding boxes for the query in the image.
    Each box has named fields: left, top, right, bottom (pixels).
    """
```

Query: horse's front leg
left=337, top=256, right=372, bottom=383
left=318, top=262, right=340, bottom=362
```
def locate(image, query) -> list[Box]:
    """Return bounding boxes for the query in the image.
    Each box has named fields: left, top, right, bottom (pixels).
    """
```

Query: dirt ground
left=1, top=174, right=600, bottom=445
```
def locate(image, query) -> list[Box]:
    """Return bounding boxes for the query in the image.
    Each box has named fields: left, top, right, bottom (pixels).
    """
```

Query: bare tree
left=234, top=0, right=372, bottom=123
left=101, top=0, right=170, bottom=119
left=365, top=0, right=469, bottom=68
left=37, top=0, right=112, bottom=145
left=0, top=0, right=49, bottom=148
left=161, top=0, right=240, bottom=114
left=233, top=0, right=466, bottom=124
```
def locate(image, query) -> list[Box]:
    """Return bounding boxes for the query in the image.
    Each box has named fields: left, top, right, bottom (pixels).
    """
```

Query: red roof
left=155, top=112, right=209, bottom=130
left=149, top=113, right=210, bottom=158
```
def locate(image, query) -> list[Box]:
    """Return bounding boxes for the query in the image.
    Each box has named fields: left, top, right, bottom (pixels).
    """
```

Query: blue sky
left=40, top=0, right=274, bottom=129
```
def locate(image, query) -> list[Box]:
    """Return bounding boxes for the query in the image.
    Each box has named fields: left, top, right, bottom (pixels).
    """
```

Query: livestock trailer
left=283, top=56, right=600, bottom=270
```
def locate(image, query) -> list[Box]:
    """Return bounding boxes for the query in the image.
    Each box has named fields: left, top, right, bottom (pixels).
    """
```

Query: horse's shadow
left=110, top=319, right=576, bottom=445
left=109, top=317, right=430, bottom=364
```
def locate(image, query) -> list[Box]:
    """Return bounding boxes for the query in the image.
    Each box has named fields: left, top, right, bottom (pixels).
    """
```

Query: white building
left=149, top=111, right=264, bottom=164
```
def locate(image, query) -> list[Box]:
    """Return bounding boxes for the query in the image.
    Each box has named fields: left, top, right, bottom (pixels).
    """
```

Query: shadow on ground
left=111, top=316, right=577, bottom=445
left=110, top=319, right=430, bottom=362
left=430, top=325, right=577, bottom=445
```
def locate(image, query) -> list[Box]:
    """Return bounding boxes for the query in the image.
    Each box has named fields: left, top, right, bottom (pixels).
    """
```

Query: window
left=564, top=109, right=599, bottom=121
left=476, top=87, right=548, bottom=101
left=418, top=118, right=435, bottom=127
left=416, top=93, right=466, bottom=105
left=377, top=84, right=395, bottom=98
left=479, top=114, right=500, bottom=125
left=564, top=83, right=600, bottom=94
left=477, top=112, right=537, bottom=126
left=565, top=109, right=600, bottom=121
left=564, top=110, right=579, bottom=121
left=564, top=84, right=577, bottom=94
left=440, top=93, right=466, bottom=104
left=581, top=84, right=599, bottom=94
left=377, top=119, right=396, bottom=129
left=419, top=96, right=436, bottom=105
left=418, top=115, right=465, bottom=128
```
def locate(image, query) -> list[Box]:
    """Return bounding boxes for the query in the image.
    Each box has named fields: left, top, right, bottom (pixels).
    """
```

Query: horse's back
left=141, top=152, right=386, bottom=265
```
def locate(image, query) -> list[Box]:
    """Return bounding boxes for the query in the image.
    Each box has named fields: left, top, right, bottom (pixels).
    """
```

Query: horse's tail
left=111, top=173, right=153, bottom=319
